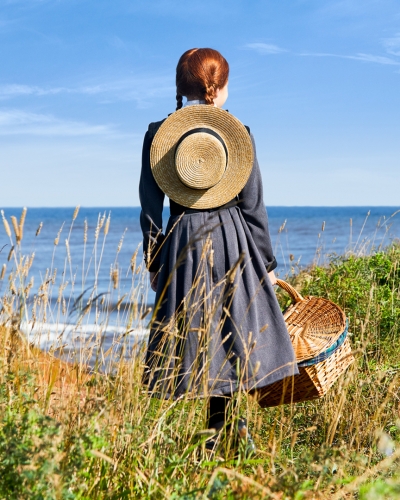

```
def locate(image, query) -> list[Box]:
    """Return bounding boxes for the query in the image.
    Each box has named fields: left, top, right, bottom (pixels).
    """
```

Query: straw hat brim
left=150, top=106, right=254, bottom=209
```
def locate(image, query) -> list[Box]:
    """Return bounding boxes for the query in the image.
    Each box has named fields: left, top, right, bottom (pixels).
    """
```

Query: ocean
left=1, top=206, right=399, bottom=370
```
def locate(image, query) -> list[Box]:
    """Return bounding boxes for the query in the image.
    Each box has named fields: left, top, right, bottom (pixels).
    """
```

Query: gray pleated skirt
left=143, top=206, right=298, bottom=399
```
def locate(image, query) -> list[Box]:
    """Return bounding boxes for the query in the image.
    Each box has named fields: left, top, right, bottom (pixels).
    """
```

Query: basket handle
left=276, top=279, right=304, bottom=303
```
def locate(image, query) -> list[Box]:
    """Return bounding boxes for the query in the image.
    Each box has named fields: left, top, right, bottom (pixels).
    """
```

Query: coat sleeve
left=139, top=127, right=165, bottom=272
left=238, top=133, right=277, bottom=272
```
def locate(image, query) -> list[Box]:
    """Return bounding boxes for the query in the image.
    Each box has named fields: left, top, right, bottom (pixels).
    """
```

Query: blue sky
left=1, top=0, right=399, bottom=206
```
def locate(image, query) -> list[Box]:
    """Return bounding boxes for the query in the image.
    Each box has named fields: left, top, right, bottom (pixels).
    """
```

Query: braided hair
left=176, top=94, right=183, bottom=111
left=176, top=48, right=229, bottom=109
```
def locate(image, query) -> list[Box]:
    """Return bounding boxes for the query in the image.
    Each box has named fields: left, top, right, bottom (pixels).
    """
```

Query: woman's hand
left=150, top=271, right=158, bottom=292
left=268, top=270, right=277, bottom=286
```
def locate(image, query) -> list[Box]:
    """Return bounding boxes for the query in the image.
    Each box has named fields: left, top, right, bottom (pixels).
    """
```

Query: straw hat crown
left=150, top=106, right=254, bottom=209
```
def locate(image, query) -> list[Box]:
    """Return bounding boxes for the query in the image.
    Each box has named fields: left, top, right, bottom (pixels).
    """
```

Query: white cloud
left=314, top=0, right=384, bottom=19
left=0, top=136, right=142, bottom=206
left=299, top=52, right=400, bottom=66
left=0, top=0, right=50, bottom=5
left=0, top=109, right=118, bottom=136
left=0, top=75, right=174, bottom=104
left=0, top=84, right=66, bottom=98
left=382, top=33, right=400, bottom=56
left=245, top=43, right=287, bottom=55
left=125, top=0, right=227, bottom=17
left=108, top=35, right=127, bottom=50
left=0, top=14, right=19, bottom=31
left=350, top=53, right=400, bottom=65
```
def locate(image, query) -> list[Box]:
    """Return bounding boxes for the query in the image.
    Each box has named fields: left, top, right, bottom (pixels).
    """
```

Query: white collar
left=184, top=99, right=206, bottom=106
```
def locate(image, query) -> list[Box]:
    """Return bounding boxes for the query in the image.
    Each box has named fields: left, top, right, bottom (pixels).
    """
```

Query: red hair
left=176, top=48, right=229, bottom=110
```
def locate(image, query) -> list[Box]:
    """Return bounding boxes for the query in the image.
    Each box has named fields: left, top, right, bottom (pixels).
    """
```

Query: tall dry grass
left=0, top=207, right=399, bottom=499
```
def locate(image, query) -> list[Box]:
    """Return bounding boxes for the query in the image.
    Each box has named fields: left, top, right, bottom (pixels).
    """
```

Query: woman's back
left=139, top=48, right=297, bottom=453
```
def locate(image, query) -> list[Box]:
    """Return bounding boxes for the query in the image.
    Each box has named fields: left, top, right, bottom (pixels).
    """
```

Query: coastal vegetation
left=0, top=207, right=399, bottom=499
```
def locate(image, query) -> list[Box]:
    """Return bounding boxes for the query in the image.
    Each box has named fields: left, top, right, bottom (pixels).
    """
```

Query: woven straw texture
left=256, top=337, right=354, bottom=407
left=175, top=133, right=226, bottom=189
left=150, top=106, right=254, bottom=209
left=277, top=279, right=346, bottom=362
left=253, top=280, right=354, bottom=407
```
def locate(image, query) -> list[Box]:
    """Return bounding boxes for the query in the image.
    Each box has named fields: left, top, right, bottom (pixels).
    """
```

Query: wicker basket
left=255, top=280, right=355, bottom=407
left=276, top=279, right=346, bottom=362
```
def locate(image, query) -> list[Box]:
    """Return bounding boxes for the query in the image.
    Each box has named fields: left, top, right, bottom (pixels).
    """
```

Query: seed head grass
left=35, top=221, right=43, bottom=237
left=19, top=206, right=27, bottom=241
left=1, top=210, right=11, bottom=239
left=0, top=208, right=399, bottom=498
left=10, top=215, right=20, bottom=243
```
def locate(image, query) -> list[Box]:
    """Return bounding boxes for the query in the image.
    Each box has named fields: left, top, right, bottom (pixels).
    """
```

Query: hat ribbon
left=175, top=127, right=228, bottom=165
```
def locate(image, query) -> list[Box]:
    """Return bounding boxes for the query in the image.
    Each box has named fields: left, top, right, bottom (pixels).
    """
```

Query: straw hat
left=150, top=106, right=254, bottom=209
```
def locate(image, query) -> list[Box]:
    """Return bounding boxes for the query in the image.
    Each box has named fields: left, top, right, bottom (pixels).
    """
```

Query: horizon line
left=1, top=205, right=399, bottom=209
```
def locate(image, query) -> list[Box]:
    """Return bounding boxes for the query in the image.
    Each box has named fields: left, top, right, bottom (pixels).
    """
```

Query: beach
left=1, top=206, right=399, bottom=370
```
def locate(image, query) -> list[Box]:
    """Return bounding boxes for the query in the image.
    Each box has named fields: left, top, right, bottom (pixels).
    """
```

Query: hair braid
left=176, top=94, right=183, bottom=110
left=204, top=83, right=216, bottom=105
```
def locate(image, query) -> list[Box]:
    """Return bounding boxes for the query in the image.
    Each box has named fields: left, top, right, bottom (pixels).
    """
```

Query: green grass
left=0, top=208, right=400, bottom=498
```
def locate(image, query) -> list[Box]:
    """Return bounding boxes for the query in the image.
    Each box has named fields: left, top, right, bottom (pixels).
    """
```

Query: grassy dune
left=0, top=208, right=399, bottom=499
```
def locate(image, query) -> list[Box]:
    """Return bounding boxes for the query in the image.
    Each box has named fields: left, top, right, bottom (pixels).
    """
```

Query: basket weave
left=277, top=279, right=346, bottom=362
left=254, top=280, right=354, bottom=407
left=256, top=337, right=354, bottom=407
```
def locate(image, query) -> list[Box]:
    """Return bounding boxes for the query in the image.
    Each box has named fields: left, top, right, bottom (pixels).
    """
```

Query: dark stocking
left=207, top=396, right=230, bottom=429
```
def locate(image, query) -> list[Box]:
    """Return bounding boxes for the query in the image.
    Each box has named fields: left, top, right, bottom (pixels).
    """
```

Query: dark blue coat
left=139, top=116, right=297, bottom=399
